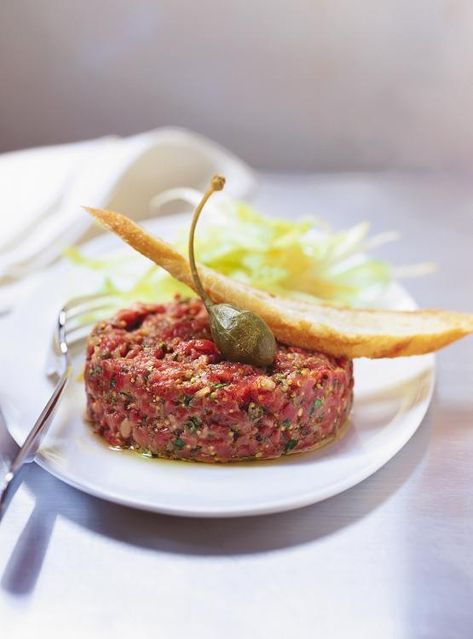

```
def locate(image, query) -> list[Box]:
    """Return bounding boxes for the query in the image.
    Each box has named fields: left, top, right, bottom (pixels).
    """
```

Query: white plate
left=0, top=215, right=435, bottom=517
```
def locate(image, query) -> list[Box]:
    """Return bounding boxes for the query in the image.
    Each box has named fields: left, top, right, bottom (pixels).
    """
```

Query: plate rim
left=1, top=213, right=436, bottom=517
left=33, top=371, right=434, bottom=518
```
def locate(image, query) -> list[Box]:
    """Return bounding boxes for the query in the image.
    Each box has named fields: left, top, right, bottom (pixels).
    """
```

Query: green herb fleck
left=310, top=398, right=322, bottom=416
left=285, top=439, right=298, bottom=451
left=185, top=416, right=202, bottom=430
left=247, top=402, right=264, bottom=421
left=281, top=419, right=291, bottom=429
left=175, top=438, right=185, bottom=449
left=110, top=377, right=117, bottom=388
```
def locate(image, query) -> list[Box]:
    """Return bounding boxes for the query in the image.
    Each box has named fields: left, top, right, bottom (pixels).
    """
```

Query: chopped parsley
left=285, top=439, right=298, bottom=451
left=247, top=402, right=264, bottom=421
left=88, top=365, right=102, bottom=378
left=185, top=416, right=202, bottom=430
left=175, top=438, right=185, bottom=449
left=310, top=398, right=323, bottom=415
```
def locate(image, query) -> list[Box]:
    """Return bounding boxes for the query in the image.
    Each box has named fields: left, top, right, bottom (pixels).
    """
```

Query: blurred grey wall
left=1, top=0, right=472, bottom=171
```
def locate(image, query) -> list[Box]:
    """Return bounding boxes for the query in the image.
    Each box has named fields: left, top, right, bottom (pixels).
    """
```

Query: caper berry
left=209, top=303, right=276, bottom=367
left=188, top=176, right=277, bottom=368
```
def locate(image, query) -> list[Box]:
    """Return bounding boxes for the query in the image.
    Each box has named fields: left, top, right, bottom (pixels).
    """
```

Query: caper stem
left=188, top=175, right=225, bottom=311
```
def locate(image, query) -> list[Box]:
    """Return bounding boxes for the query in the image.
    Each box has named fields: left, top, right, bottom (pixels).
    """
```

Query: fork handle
left=0, top=368, right=70, bottom=521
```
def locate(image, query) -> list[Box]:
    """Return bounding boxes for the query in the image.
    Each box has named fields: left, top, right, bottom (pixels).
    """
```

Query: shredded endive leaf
left=67, top=190, right=434, bottom=312
left=84, top=204, right=473, bottom=358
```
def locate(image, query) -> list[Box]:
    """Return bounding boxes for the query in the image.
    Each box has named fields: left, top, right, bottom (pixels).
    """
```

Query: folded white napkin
left=0, top=127, right=256, bottom=311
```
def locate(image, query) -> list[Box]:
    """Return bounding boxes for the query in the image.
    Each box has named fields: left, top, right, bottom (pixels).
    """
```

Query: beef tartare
left=85, top=297, right=354, bottom=462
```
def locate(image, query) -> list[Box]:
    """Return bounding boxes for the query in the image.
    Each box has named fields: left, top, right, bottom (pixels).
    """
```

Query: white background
left=1, top=0, right=473, bottom=171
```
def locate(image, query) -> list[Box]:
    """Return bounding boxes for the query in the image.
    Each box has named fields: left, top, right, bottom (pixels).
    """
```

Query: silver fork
left=0, top=293, right=119, bottom=521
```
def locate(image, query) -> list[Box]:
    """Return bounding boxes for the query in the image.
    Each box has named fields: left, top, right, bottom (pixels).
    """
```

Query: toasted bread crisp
left=85, top=207, right=473, bottom=358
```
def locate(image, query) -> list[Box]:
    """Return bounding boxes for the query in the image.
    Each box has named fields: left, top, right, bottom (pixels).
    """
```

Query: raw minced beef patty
left=85, top=297, right=354, bottom=463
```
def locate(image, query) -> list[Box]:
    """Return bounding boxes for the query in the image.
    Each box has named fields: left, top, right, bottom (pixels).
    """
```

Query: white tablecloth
left=1, top=172, right=473, bottom=638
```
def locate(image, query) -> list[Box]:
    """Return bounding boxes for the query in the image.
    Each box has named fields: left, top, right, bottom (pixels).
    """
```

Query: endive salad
left=67, top=188, right=433, bottom=309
